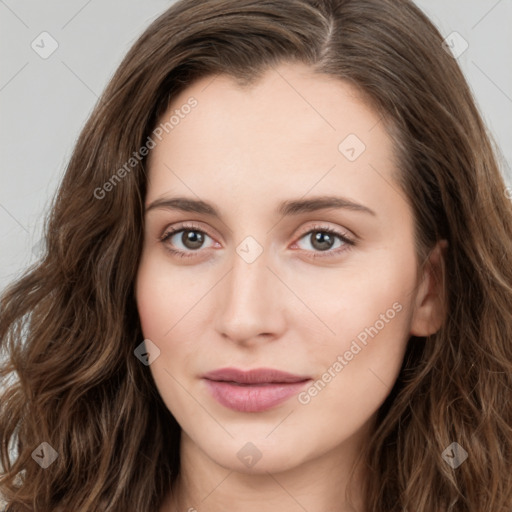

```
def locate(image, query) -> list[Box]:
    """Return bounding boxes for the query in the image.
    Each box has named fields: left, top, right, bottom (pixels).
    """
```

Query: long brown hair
left=1, top=0, right=512, bottom=510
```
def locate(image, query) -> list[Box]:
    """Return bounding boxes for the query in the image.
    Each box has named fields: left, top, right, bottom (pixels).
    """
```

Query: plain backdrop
left=1, top=0, right=511, bottom=293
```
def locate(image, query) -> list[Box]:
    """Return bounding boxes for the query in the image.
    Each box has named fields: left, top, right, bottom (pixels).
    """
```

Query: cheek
left=135, top=253, right=198, bottom=337
left=299, top=245, right=416, bottom=343
left=297, top=245, right=417, bottom=397
left=135, top=258, right=197, bottom=423
left=135, top=255, right=207, bottom=372
left=135, top=260, right=166, bottom=338
left=291, top=293, right=413, bottom=452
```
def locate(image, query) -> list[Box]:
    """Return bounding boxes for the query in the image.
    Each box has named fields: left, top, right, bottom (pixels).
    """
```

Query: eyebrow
left=145, top=195, right=376, bottom=217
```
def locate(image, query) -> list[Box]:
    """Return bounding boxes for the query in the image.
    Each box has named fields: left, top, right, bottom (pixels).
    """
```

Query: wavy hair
left=1, top=0, right=512, bottom=510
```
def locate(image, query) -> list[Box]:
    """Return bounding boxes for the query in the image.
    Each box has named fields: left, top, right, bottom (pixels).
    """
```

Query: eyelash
left=159, top=222, right=355, bottom=260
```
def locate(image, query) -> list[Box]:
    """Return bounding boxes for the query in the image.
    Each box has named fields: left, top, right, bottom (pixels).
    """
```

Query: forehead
left=146, top=62, right=400, bottom=215
left=158, top=62, right=384, bottom=148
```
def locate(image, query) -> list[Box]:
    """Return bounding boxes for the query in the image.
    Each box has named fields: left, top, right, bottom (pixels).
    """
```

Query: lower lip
left=203, top=379, right=311, bottom=412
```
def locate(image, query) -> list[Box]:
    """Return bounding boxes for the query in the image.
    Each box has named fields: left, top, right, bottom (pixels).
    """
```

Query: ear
left=410, top=239, right=448, bottom=337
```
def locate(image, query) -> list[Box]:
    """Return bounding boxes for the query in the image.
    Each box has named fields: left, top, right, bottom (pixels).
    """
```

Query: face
left=135, top=62, right=439, bottom=475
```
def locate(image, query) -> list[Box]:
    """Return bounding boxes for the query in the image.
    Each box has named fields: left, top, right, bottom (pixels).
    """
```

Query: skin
left=135, top=61, right=446, bottom=512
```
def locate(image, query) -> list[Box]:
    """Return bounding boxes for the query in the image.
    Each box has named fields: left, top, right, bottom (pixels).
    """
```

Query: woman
left=1, top=0, right=511, bottom=510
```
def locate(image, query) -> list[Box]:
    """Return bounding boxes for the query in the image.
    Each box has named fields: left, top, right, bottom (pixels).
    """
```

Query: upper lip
left=202, top=367, right=311, bottom=384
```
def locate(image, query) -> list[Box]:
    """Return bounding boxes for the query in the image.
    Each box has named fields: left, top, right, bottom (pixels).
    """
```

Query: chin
left=196, top=435, right=310, bottom=475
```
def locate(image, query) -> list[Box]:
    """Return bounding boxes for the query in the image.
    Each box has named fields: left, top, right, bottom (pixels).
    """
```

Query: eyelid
left=294, top=222, right=355, bottom=242
left=159, top=221, right=216, bottom=241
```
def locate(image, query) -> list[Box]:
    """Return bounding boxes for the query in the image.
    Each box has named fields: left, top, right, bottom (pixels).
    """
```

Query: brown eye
left=160, top=223, right=216, bottom=258
left=294, top=225, right=355, bottom=259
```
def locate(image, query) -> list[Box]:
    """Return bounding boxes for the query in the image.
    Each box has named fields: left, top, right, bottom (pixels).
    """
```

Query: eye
left=159, top=222, right=355, bottom=260
left=159, top=222, right=216, bottom=258
left=293, top=224, right=355, bottom=259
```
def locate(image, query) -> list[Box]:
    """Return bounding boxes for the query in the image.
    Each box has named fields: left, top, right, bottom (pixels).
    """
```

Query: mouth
left=202, top=367, right=312, bottom=412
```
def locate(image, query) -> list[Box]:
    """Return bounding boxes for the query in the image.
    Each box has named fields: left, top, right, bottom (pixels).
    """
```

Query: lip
left=202, top=367, right=312, bottom=412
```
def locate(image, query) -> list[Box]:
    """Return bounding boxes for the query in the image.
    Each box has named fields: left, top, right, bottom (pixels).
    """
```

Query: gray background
left=1, top=0, right=511, bottom=293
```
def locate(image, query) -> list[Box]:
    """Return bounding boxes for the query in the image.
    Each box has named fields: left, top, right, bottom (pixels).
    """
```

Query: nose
left=215, top=243, right=287, bottom=346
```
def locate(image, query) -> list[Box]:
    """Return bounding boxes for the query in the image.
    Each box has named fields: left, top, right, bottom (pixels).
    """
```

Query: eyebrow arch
left=145, top=195, right=376, bottom=217
left=278, top=196, right=376, bottom=217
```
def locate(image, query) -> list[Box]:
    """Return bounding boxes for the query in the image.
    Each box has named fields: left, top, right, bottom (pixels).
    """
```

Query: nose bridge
left=226, top=241, right=272, bottom=316
left=215, top=236, right=284, bottom=342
